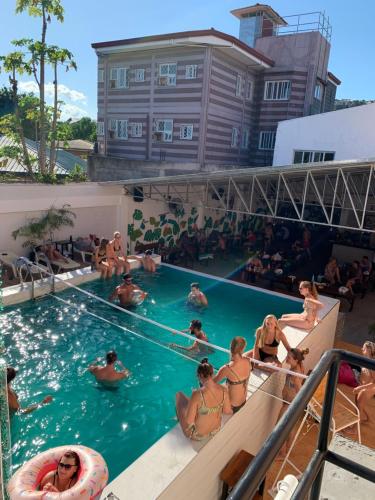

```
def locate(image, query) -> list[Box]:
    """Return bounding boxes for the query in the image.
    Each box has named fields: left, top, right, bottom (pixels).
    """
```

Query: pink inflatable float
left=7, top=445, right=108, bottom=500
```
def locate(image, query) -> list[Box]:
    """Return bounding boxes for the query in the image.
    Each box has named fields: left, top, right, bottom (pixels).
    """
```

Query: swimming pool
left=2, top=265, right=298, bottom=481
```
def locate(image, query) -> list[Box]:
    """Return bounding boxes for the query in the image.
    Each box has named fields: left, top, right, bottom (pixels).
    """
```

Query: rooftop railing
left=276, top=11, right=332, bottom=41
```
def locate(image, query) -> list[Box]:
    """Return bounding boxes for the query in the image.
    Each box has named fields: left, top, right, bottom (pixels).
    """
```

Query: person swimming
left=187, top=282, right=208, bottom=307
left=170, top=320, right=213, bottom=354
left=109, top=273, right=148, bottom=307
left=88, top=351, right=130, bottom=385
left=39, top=450, right=80, bottom=492
left=7, top=366, right=52, bottom=414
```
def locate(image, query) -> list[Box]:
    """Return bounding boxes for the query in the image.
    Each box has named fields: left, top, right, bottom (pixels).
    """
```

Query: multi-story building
left=92, top=4, right=340, bottom=167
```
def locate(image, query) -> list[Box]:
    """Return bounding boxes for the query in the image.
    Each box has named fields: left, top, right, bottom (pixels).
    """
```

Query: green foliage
left=133, top=209, right=143, bottom=221
left=127, top=223, right=134, bottom=236
left=16, top=0, right=65, bottom=22
left=130, top=229, right=143, bottom=242
left=203, top=216, right=213, bottom=229
left=12, top=204, right=75, bottom=247
left=70, top=117, right=96, bottom=142
left=0, top=87, right=14, bottom=117
left=66, top=164, right=87, bottom=182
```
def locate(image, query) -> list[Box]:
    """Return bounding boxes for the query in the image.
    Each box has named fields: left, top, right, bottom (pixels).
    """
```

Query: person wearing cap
left=132, top=249, right=157, bottom=273
left=88, top=351, right=129, bottom=383
left=7, top=366, right=52, bottom=414
left=109, top=273, right=148, bottom=307
left=187, top=282, right=208, bottom=307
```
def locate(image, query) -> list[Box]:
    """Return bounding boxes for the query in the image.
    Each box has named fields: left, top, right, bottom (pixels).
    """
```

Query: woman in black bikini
left=108, top=231, right=130, bottom=276
left=246, top=314, right=291, bottom=368
left=40, top=450, right=80, bottom=492
left=214, top=337, right=252, bottom=413
left=93, top=238, right=112, bottom=279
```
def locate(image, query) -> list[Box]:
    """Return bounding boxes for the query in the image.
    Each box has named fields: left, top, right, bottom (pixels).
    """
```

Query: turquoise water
left=2, top=265, right=298, bottom=481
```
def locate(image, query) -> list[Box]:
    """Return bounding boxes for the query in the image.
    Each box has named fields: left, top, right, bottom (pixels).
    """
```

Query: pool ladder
left=15, top=255, right=55, bottom=300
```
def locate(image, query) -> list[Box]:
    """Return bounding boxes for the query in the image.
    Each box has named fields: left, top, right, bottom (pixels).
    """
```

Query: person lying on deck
left=176, top=358, right=232, bottom=441
left=42, top=244, right=69, bottom=263
left=278, top=281, right=323, bottom=331
left=7, top=366, right=52, bottom=414
left=88, top=351, right=129, bottom=384
left=353, top=341, right=375, bottom=423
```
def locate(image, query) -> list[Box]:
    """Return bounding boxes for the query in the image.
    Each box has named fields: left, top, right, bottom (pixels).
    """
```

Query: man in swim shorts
left=109, top=273, right=148, bottom=307
left=88, top=351, right=129, bottom=382
left=187, top=282, right=208, bottom=307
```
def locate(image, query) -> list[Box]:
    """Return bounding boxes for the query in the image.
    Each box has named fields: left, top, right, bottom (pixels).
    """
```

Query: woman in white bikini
left=108, top=231, right=130, bottom=276
left=278, top=281, right=323, bottom=331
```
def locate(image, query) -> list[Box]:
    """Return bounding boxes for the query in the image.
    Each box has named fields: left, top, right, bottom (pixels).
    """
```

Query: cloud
left=18, top=81, right=87, bottom=104
left=59, top=103, right=92, bottom=121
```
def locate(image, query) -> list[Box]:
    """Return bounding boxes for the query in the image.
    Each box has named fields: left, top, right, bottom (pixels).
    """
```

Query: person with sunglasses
left=40, top=450, right=80, bottom=492
left=109, top=273, right=148, bottom=307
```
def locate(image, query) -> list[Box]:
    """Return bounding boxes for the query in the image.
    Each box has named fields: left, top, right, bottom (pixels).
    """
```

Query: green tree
left=0, top=86, right=14, bottom=117
left=15, top=0, right=65, bottom=174
left=70, top=117, right=96, bottom=142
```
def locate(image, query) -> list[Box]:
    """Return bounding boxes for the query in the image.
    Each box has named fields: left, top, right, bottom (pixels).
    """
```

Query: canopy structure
left=101, top=159, right=375, bottom=233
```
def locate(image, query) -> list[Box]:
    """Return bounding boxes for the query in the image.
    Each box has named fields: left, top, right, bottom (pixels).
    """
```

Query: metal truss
left=111, top=160, right=375, bottom=233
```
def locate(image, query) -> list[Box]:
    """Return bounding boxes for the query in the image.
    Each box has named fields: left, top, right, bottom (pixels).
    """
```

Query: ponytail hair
left=299, top=281, right=318, bottom=299
left=197, top=358, right=213, bottom=379
left=230, top=336, right=246, bottom=355
left=290, top=347, right=309, bottom=365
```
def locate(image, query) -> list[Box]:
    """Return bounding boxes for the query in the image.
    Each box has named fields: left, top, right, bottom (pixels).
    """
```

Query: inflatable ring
left=7, top=445, right=108, bottom=500
left=131, top=289, right=146, bottom=306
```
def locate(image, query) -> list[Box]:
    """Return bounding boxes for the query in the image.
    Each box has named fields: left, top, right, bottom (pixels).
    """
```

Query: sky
left=1, top=0, right=374, bottom=121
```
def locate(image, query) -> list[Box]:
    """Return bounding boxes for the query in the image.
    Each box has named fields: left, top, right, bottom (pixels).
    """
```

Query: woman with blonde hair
left=214, top=337, right=252, bottom=413
left=246, top=315, right=291, bottom=367
left=278, top=281, right=323, bottom=330
left=108, top=231, right=130, bottom=276
left=353, top=341, right=375, bottom=422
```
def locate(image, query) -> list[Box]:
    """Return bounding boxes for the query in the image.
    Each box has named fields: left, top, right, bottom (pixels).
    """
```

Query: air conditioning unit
left=158, top=76, right=168, bottom=86
left=153, top=132, right=163, bottom=141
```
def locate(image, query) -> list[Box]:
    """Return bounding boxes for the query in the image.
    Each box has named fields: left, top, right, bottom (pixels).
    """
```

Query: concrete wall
left=273, top=102, right=375, bottom=166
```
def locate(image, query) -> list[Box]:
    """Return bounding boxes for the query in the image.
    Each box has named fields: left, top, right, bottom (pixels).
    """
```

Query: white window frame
left=158, top=63, right=177, bottom=86
left=97, top=121, right=104, bottom=136
left=98, top=69, right=104, bottom=83
left=264, top=80, right=291, bottom=100
left=241, top=128, right=250, bottom=149
left=180, top=124, right=193, bottom=140
left=185, top=64, right=198, bottom=79
left=314, top=83, right=322, bottom=100
left=115, top=119, right=128, bottom=140
left=130, top=123, right=143, bottom=138
left=293, top=150, right=335, bottom=164
left=154, top=119, right=173, bottom=142
left=259, top=131, right=276, bottom=150
left=135, top=68, right=145, bottom=82
left=110, top=67, right=129, bottom=89
left=235, top=74, right=242, bottom=97
left=231, top=127, right=239, bottom=148
left=245, top=80, right=253, bottom=100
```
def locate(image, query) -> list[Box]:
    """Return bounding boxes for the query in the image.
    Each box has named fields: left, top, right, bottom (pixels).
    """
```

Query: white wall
left=273, top=103, right=375, bottom=166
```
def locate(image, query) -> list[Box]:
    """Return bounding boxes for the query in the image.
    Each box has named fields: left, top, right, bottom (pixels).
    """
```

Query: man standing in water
left=132, top=249, right=157, bottom=273
left=7, top=367, right=52, bottom=414
left=187, top=282, right=208, bottom=307
left=109, top=273, right=148, bottom=307
left=88, top=351, right=129, bottom=383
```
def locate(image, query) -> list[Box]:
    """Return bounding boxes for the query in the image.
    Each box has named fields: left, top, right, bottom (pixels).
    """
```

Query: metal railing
left=15, top=254, right=55, bottom=299
left=276, top=11, right=332, bottom=41
left=228, top=349, right=375, bottom=500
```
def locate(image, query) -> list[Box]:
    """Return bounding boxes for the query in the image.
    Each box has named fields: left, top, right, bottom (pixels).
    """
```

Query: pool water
left=2, top=265, right=298, bottom=480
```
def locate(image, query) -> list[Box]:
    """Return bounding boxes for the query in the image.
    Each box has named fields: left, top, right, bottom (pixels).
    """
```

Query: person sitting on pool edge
left=109, top=273, right=148, bottom=307
left=88, top=351, right=130, bottom=383
left=187, top=282, right=208, bottom=307
left=214, top=336, right=252, bottom=413
left=7, top=366, right=52, bottom=414
left=40, top=450, right=80, bottom=492
left=132, top=249, right=157, bottom=273
left=176, top=358, right=232, bottom=441
left=278, top=281, right=323, bottom=331
left=170, top=320, right=211, bottom=353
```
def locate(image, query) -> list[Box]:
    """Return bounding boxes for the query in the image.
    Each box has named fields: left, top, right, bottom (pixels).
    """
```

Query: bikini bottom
left=231, top=400, right=246, bottom=414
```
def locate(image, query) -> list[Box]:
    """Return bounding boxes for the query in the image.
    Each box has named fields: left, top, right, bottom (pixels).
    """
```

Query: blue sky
left=1, top=0, right=374, bottom=120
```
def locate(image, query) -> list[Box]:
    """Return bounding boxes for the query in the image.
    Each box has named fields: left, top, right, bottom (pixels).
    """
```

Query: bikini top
left=226, top=360, right=251, bottom=388
left=264, top=336, right=279, bottom=348
left=198, top=387, right=225, bottom=416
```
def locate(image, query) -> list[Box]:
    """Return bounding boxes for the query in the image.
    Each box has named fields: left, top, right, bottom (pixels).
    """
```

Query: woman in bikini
left=278, top=281, right=323, bottom=331
left=93, top=238, right=112, bottom=279
left=108, top=231, right=130, bottom=276
left=39, top=450, right=80, bottom=492
left=176, top=358, right=232, bottom=441
left=246, top=314, right=291, bottom=368
left=277, top=348, right=309, bottom=458
left=214, top=337, right=252, bottom=413
left=353, top=341, right=375, bottom=423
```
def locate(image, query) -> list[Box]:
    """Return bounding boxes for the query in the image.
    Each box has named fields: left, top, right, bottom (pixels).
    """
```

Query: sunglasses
left=58, top=462, right=77, bottom=470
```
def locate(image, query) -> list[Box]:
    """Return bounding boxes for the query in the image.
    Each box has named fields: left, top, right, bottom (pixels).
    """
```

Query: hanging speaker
left=133, top=186, right=144, bottom=202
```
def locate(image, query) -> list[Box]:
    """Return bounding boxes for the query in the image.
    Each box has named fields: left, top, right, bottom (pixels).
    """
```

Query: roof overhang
left=231, top=4, right=287, bottom=26
left=92, top=29, right=273, bottom=69
left=327, top=71, right=341, bottom=86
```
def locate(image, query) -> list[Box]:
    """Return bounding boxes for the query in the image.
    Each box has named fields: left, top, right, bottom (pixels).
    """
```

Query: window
left=235, top=74, right=242, bottom=97
left=293, top=150, right=335, bottom=164
left=98, top=69, right=104, bottom=83
left=180, top=124, right=193, bottom=140
left=264, top=80, right=291, bottom=100
left=241, top=128, right=250, bottom=149
left=185, top=65, right=197, bottom=79
left=110, top=67, right=129, bottom=89
left=158, top=63, right=177, bottom=86
left=154, top=119, right=173, bottom=142
left=130, top=123, right=142, bottom=137
left=231, top=127, right=239, bottom=148
left=245, top=80, right=253, bottom=100
left=116, top=120, right=128, bottom=139
left=259, top=131, right=276, bottom=150
left=135, top=68, right=145, bottom=82
left=97, top=121, right=104, bottom=136
left=314, top=83, right=322, bottom=100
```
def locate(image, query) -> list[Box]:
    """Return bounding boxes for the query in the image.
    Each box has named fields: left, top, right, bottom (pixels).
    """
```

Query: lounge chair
left=0, top=250, right=19, bottom=278
left=36, top=251, right=80, bottom=274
